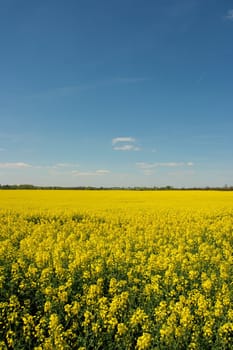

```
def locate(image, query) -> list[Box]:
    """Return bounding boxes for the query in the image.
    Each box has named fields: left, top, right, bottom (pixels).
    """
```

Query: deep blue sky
left=0, top=0, right=232, bottom=187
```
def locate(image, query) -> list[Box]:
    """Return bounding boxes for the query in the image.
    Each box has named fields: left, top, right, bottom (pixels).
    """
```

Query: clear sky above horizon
left=0, top=0, right=232, bottom=187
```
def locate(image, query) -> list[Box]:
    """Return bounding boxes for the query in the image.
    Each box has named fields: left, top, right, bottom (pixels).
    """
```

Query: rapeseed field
left=0, top=190, right=233, bottom=349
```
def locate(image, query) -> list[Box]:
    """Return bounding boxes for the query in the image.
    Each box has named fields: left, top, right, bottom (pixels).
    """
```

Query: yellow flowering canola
left=0, top=190, right=233, bottom=349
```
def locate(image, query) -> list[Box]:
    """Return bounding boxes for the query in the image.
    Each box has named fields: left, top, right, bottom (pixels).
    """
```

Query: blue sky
left=0, top=0, right=232, bottom=187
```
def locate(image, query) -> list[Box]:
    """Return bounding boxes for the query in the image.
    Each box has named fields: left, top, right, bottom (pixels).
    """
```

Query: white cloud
left=95, top=169, right=111, bottom=175
left=226, top=9, right=233, bottom=20
left=112, top=137, right=136, bottom=145
left=112, top=136, right=140, bottom=151
left=113, top=144, right=140, bottom=151
left=136, top=162, right=194, bottom=169
left=72, top=171, right=96, bottom=176
left=54, top=163, right=79, bottom=168
left=72, top=169, right=110, bottom=176
left=0, top=162, right=32, bottom=169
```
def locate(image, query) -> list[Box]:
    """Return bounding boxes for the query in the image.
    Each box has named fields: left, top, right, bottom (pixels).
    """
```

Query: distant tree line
left=0, top=184, right=232, bottom=191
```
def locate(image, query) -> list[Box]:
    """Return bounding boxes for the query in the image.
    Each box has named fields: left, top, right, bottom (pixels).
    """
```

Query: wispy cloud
left=77, top=77, right=148, bottom=90
left=0, top=162, right=32, bottom=169
left=113, top=144, right=140, bottom=151
left=225, top=9, right=233, bottom=20
left=96, top=169, right=111, bottom=175
left=114, top=77, right=149, bottom=84
left=83, top=77, right=148, bottom=90
left=112, top=137, right=140, bottom=151
left=136, top=162, right=194, bottom=169
left=31, top=77, right=148, bottom=99
left=72, top=169, right=110, bottom=176
left=54, top=163, right=79, bottom=168
left=112, top=137, right=136, bottom=145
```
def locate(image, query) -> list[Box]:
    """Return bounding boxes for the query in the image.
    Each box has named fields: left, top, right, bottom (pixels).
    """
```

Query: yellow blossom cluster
left=0, top=190, right=233, bottom=349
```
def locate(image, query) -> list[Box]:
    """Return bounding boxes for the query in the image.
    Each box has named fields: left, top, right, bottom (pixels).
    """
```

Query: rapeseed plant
left=0, top=190, right=232, bottom=349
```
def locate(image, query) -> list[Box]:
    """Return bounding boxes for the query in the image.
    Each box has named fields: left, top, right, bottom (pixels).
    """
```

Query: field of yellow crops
left=0, top=190, right=233, bottom=349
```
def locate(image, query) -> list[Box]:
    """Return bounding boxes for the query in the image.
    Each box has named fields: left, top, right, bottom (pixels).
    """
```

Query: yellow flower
left=203, top=320, right=214, bottom=338
left=82, top=310, right=94, bottom=327
left=218, top=322, right=233, bottom=343
left=202, top=278, right=212, bottom=293
left=92, top=322, right=100, bottom=334
left=214, top=299, right=223, bottom=317
left=44, top=301, right=52, bottom=312
left=136, top=332, right=152, bottom=350
left=1, top=190, right=233, bottom=349
left=130, top=308, right=148, bottom=327
left=117, top=323, right=128, bottom=336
